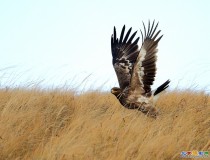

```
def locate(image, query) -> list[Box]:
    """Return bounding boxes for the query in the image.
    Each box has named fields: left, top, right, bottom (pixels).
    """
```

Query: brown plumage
left=111, top=20, right=170, bottom=118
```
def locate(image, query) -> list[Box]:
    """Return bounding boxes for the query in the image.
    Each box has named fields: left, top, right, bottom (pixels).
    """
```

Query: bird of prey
left=111, top=20, right=170, bottom=118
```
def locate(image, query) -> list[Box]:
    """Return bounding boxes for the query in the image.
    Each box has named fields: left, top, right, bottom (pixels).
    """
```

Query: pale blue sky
left=0, top=0, right=210, bottom=92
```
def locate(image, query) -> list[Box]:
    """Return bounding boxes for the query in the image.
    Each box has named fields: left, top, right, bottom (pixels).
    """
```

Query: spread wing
left=111, top=25, right=140, bottom=90
left=129, top=20, right=163, bottom=95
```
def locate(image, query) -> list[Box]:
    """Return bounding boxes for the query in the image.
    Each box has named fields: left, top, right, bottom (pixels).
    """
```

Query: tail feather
left=153, top=79, right=170, bottom=96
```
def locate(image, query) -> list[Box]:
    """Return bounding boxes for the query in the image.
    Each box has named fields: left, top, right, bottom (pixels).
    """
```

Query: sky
left=0, top=0, right=210, bottom=92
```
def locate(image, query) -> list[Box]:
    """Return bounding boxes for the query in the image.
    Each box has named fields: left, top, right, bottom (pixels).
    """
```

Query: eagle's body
left=111, top=20, right=170, bottom=118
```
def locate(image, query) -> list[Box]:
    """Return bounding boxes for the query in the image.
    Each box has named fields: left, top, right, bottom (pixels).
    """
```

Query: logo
left=181, top=150, right=209, bottom=158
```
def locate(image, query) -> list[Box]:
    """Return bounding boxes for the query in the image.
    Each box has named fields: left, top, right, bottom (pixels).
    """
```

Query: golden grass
left=0, top=88, right=209, bottom=160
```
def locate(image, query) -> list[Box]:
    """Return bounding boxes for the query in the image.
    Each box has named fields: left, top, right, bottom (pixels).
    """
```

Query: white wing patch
left=136, top=47, right=147, bottom=88
left=139, top=48, right=147, bottom=62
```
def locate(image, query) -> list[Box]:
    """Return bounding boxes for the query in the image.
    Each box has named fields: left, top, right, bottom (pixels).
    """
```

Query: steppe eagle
left=111, top=20, right=170, bottom=118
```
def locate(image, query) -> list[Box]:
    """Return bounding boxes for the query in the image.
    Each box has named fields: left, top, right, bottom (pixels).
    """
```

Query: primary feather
left=111, top=25, right=140, bottom=90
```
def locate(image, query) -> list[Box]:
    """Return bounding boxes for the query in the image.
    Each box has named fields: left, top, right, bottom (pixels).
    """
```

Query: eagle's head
left=111, top=87, right=122, bottom=97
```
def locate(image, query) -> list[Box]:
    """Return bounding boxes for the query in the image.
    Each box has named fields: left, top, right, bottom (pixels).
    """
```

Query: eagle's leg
left=126, top=103, right=141, bottom=110
left=138, top=104, right=159, bottom=118
left=123, top=102, right=159, bottom=118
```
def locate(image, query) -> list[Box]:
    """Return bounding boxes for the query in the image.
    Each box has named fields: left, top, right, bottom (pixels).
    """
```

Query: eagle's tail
left=153, top=79, right=170, bottom=96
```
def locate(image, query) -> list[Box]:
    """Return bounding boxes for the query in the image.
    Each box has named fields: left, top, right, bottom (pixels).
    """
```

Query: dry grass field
left=0, top=88, right=209, bottom=160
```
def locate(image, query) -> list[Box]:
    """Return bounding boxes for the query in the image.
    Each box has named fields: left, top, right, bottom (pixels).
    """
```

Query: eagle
left=111, top=20, right=170, bottom=118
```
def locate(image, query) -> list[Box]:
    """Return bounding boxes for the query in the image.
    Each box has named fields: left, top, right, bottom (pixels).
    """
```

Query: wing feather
left=111, top=25, right=140, bottom=90
left=129, top=20, right=163, bottom=94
